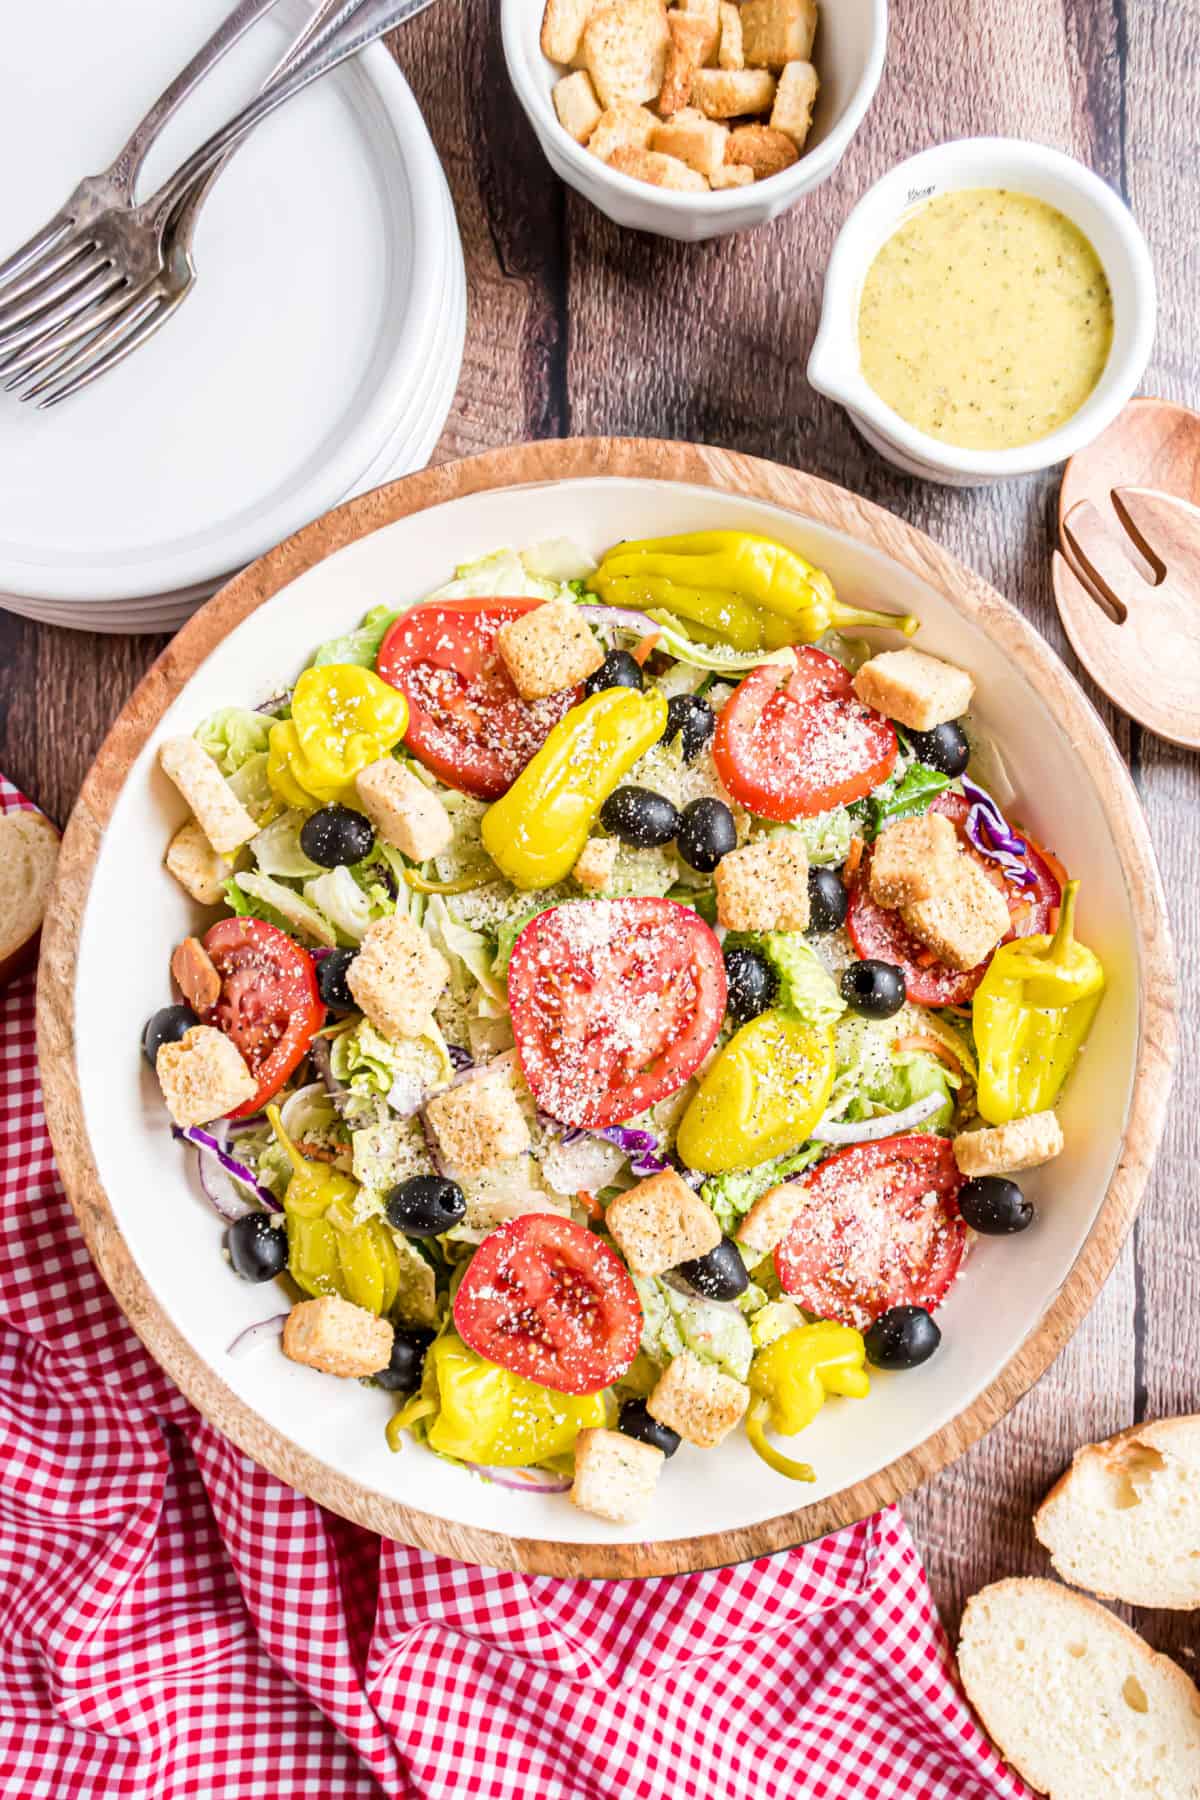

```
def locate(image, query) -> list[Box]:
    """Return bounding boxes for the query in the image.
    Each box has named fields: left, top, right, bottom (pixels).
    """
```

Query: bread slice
left=957, top=1578, right=1200, bottom=1799
left=0, top=810, right=60, bottom=986
left=1034, top=1417, right=1200, bottom=1610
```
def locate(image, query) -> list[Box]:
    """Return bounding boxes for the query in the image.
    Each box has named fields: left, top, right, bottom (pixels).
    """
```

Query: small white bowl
left=807, top=137, right=1157, bottom=484
left=501, top=0, right=886, bottom=243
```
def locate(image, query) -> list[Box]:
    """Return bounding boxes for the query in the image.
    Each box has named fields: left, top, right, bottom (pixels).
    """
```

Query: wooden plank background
left=1, top=0, right=1196, bottom=1659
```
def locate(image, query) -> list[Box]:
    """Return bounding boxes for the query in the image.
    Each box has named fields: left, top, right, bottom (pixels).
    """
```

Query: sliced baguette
left=957, top=1578, right=1200, bottom=1800
left=1034, top=1416, right=1200, bottom=1610
left=0, top=810, right=60, bottom=986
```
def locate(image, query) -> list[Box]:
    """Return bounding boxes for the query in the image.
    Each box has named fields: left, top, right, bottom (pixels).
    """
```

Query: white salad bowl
left=808, top=138, right=1157, bottom=485
left=40, top=440, right=1174, bottom=1578
left=501, top=0, right=886, bottom=242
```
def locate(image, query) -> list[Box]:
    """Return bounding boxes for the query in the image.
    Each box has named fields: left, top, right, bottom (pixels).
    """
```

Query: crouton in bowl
left=502, top=0, right=886, bottom=240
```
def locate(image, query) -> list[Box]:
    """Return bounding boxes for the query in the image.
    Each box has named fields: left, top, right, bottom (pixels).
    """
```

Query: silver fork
left=1, top=0, right=437, bottom=407
left=4, top=0, right=360, bottom=403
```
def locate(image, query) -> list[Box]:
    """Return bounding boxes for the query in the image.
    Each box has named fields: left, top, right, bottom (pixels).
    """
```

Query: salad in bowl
left=146, top=528, right=1104, bottom=1525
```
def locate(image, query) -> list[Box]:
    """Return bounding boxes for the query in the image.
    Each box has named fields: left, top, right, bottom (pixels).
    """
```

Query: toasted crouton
left=571, top=1427, right=664, bottom=1523
left=587, top=100, right=658, bottom=162
left=717, top=2, right=744, bottom=68
left=648, top=1351, right=749, bottom=1448
left=739, top=0, right=816, bottom=69
left=954, top=1112, right=1065, bottom=1178
left=282, top=1295, right=393, bottom=1379
left=608, top=143, right=709, bottom=191
left=714, top=835, right=809, bottom=932
left=541, top=0, right=595, bottom=62
left=425, top=1066, right=531, bottom=1178
left=552, top=68, right=603, bottom=142
left=853, top=647, right=976, bottom=733
left=573, top=836, right=619, bottom=892
left=691, top=67, right=777, bottom=117
left=771, top=59, right=818, bottom=149
left=159, top=738, right=258, bottom=855
left=355, top=758, right=452, bottom=864
left=868, top=811, right=959, bottom=909
left=604, top=1168, right=721, bottom=1277
left=738, top=1180, right=807, bottom=1256
left=658, top=32, right=697, bottom=113
left=156, top=1025, right=256, bottom=1128
left=667, top=8, right=713, bottom=65
left=710, top=163, right=754, bottom=188
left=165, top=818, right=228, bottom=906
left=901, top=856, right=1010, bottom=971
left=725, top=123, right=798, bottom=179
left=347, top=914, right=449, bottom=1040
left=650, top=110, right=728, bottom=179
left=497, top=598, right=604, bottom=700
left=582, top=0, right=670, bottom=109
left=676, top=0, right=720, bottom=63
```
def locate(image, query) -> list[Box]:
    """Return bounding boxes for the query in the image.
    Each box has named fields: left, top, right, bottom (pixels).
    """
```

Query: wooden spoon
left=1053, top=397, right=1200, bottom=748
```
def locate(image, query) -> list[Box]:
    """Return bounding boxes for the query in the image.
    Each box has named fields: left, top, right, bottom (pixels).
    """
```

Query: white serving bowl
left=807, top=138, right=1157, bottom=484
left=501, top=0, right=886, bottom=242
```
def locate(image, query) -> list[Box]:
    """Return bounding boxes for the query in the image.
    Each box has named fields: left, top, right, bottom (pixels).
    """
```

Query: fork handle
left=107, top=0, right=288, bottom=195
left=146, top=0, right=436, bottom=223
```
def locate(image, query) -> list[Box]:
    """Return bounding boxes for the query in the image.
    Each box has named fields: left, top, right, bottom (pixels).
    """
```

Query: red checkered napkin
left=0, top=771, right=1031, bottom=1800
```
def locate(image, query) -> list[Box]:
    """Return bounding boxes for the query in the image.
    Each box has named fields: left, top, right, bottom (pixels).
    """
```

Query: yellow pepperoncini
left=676, top=1010, right=836, bottom=1174
left=745, top=1322, right=871, bottom=1481
left=267, top=1105, right=401, bottom=1316
left=385, top=1333, right=605, bottom=1461
left=480, top=685, right=668, bottom=890
left=592, top=531, right=918, bottom=651
left=973, top=880, right=1105, bottom=1125
left=267, top=664, right=409, bottom=810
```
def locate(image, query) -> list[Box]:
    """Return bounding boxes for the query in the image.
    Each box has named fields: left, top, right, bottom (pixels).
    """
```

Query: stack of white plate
left=0, top=0, right=466, bottom=634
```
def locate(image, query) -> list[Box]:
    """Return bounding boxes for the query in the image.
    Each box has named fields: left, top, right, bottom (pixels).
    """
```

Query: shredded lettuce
left=786, top=805, right=857, bottom=866
left=827, top=1010, right=959, bottom=1129
left=424, top=895, right=508, bottom=1016
left=303, top=866, right=379, bottom=943
left=312, top=604, right=399, bottom=669
left=194, top=707, right=272, bottom=776
left=426, top=548, right=562, bottom=603
left=226, top=751, right=273, bottom=822
left=227, top=871, right=336, bottom=946
left=700, top=1146, right=823, bottom=1236
left=642, top=611, right=797, bottom=674
left=491, top=900, right=566, bottom=981
left=633, top=1277, right=754, bottom=1382
left=332, top=1019, right=452, bottom=1112
left=761, top=934, right=846, bottom=1029
left=520, top=539, right=596, bottom=583
left=249, top=811, right=323, bottom=880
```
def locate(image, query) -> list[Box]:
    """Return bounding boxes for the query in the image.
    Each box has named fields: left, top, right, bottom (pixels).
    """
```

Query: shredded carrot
left=577, top=1189, right=602, bottom=1220
left=893, top=1034, right=965, bottom=1080
left=1009, top=900, right=1035, bottom=935
left=298, top=1140, right=339, bottom=1164
left=1013, top=821, right=1070, bottom=896
left=842, top=835, right=865, bottom=889
left=631, top=632, right=661, bottom=666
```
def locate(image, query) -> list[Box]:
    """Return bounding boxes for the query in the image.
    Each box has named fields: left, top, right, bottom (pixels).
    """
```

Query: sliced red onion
left=173, top=1124, right=282, bottom=1214
left=255, top=689, right=292, bottom=716
left=542, top=1131, right=626, bottom=1196
left=227, top=1314, right=287, bottom=1358
left=447, top=1045, right=473, bottom=1071
left=809, top=1091, right=945, bottom=1146
left=225, top=1113, right=267, bottom=1137
left=463, top=1462, right=573, bottom=1494
left=311, top=945, right=335, bottom=963
left=579, top=602, right=658, bottom=635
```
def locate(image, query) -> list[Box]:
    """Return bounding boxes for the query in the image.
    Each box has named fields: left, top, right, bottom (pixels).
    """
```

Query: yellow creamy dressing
left=857, top=188, right=1114, bottom=450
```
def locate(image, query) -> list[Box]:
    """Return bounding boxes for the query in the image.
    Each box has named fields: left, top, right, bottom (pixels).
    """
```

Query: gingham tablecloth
left=0, top=773, right=1032, bottom=1800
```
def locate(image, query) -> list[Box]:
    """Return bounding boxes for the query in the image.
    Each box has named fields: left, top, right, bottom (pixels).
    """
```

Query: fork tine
left=0, top=248, right=110, bottom=349
left=28, top=291, right=167, bottom=406
left=0, top=229, right=99, bottom=316
left=0, top=216, right=73, bottom=302
left=0, top=268, right=127, bottom=377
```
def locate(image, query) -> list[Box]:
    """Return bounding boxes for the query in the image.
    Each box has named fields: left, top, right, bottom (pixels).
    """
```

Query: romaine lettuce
left=194, top=707, right=272, bottom=775
left=761, top=933, right=846, bottom=1028
left=312, top=604, right=399, bottom=669
left=700, top=1145, right=823, bottom=1235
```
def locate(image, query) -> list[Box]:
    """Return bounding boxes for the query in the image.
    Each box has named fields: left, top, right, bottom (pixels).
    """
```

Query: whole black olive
left=663, top=693, right=716, bottom=762
left=375, top=1326, right=436, bottom=1393
left=676, top=1236, right=749, bottom=1301
left=584, top=650, right=644, bottom=696
left=317, top=947, right=358, bottom=1012
left=676, top=797, right=737, bottom=873
left=385, top=1174, right=467, bottom=1237
left=840, top=959, right=906, bottom=1019
left=599, top=786, right=680, bottom=848
left=226, top=1213, right=289, bottom=1283
left=958, top=1176, right=1034, bottom=1235
left=724, top=945, right=778, bottom=1025
left=808, top=866, right=849, bottom=933
left=299, top=804, right=375, bottom=869
left=617, top=1397, right=681, bottom=1458
left=142, top=1003, right=198, bottom=1066
left=863, top=1305, right=941, bottom=1370
left=908, top=720, right=970, bottom=778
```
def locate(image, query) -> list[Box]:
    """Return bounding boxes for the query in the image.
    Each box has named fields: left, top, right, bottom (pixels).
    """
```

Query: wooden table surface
left=2, top=0, right=1197, bottom=1656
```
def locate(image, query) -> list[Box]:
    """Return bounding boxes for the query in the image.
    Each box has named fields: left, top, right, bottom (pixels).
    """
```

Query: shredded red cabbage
left=595, top=1125, right=670, bottom=1177
left=960, top=776, right=1038, bottom=889
left=448, top=1046, right=474, bottom=1071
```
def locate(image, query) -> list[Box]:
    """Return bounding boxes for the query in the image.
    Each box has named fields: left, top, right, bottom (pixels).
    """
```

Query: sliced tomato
left=775, top=1134, right=966, bottom=1330
left=508, top=898, right=727, bottom=1129
left=846, top=792, right=1062, bottom=1005
left=199, top=918, right=323, bottom=1118
left=713, top=648, right=898, bottom=821
left=375, top=599, right=581, bottom=799
left=452, top=1214, right=642, bottom=1395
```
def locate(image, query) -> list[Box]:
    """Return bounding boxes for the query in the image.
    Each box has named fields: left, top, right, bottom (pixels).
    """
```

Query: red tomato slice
left=375, top=599, right=581, bottom=799
left=713, top=648, right=898, bottom=821
left=775, top=1134, right=966, bottom=1330
left=508, top=898, right=727, bottom=1129
left=453, top=1214, right=642, bottom=1395
left=846, top=792, right=1062, bottom=1005
left=200, top=918, right=323, bottom=1118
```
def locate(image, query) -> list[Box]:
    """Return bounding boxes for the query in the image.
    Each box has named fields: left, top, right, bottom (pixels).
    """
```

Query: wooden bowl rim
left=37, top=437, right=1177, bottom=1579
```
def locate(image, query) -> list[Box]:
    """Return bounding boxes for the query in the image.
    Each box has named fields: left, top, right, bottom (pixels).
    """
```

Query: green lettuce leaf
left=312, top=604, right=399, bottom=669
left=786, top=806, right=857, bottom=866
left=332, top=1019, right=452, bottom=1109
left=761, top=934, right=846, bottom=1029
left=226, top=871, right=336, bottom=946
left=866, top=764, right=951, bottom=838
left=700, top=1145, right=823, bottom=1235
left=194, top=707, right=272, bottom=776
left=828, top=1011, right=957, bottom=1129
left=632, top=1276, right=754, bottom=1381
